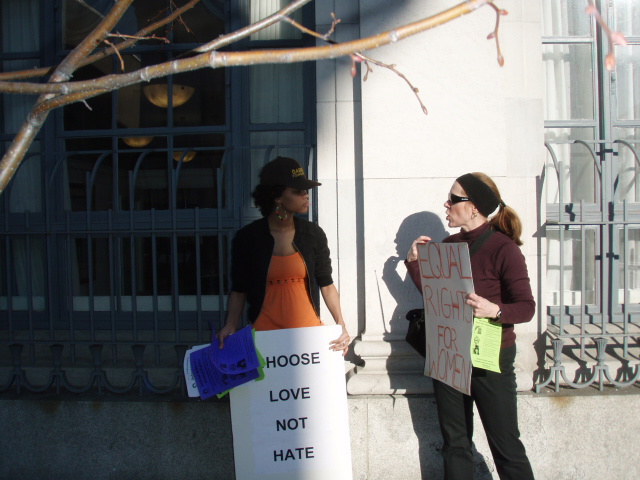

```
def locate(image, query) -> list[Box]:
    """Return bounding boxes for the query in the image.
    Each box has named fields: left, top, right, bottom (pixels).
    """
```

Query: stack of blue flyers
left=186, top=325, right=265, bottom=400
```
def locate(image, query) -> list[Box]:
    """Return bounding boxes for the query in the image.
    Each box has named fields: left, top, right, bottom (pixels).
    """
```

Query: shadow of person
left=381, top=211, right=448, bottom=339
left=380, top=212, right=447, bottom=478
left=382, top=211, right=493, bottom=479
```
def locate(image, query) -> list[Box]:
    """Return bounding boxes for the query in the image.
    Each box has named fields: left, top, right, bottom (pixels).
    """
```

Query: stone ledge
left=346, top=370, right=434, bottom=395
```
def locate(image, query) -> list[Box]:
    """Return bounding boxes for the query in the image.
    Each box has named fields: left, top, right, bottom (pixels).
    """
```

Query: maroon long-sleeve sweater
left=405, top=222, right=535, bottom=348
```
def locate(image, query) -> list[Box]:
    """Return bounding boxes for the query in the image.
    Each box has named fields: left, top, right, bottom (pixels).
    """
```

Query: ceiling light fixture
left=122, top=136, right=153, bottom=148
left=143, top=84, right=195, bottom=108
left=173, top=151, right=196, bottom=163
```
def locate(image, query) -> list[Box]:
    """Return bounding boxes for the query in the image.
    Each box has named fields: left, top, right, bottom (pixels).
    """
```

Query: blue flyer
left=188, top=325, right=263, bottom=399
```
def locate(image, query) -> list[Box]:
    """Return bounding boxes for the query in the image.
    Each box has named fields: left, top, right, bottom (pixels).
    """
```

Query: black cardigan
left=230, top=216, right=334, bottom=323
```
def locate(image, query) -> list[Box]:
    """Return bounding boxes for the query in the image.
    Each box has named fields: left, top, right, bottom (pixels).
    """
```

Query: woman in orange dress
left=216, top=156, right=350, bottom=355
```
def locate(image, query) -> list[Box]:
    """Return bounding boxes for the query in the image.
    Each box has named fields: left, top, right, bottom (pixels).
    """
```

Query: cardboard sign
left=417, top=242, right=474, bottom=395
left=230, top=325, right=352, bottom=480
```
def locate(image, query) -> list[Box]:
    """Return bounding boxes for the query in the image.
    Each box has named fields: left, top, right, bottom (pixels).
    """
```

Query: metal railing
left=536, top=139, right=640, bottom=391
left=0, top=143, right=316, bottom=396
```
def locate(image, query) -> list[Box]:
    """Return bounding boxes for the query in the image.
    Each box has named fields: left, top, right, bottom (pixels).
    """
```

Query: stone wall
left=1, top=393, right=638, bottom=480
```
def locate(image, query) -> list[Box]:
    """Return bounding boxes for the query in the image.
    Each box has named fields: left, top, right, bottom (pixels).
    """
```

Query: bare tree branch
left=486, top=3, right=508, bottom=66
left=0, top=0, right=134, bottom=194
left=0, top=0, right=495, bottom=97
left=193, top=0, right=314, bottom=53
left=280, top=12, right=340, bottom=40
left=0, top=0, right=201, bottom=82
left=359, top=56, right=429, bottom=115
left=283, top=13, right=429, bottom=114
left=103, top=39, right=126, bottom=71
left=0, top=0, right=314, bottom=94
left=586, top=0, right=627, bottom=70
left=1, top=0, right=498, bottom=194
left=107, top=33, right=170, bottom=44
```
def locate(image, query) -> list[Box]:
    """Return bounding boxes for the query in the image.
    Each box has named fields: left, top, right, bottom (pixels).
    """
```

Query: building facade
left=1, top=1, right=639, bottom=479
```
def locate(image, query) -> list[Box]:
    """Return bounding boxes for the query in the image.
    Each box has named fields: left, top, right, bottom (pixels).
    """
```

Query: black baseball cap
left=259, top=156, right=322, bottom=189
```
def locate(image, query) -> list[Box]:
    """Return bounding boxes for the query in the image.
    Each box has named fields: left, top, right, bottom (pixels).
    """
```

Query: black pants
left=433, top=345, right=534, bottom=480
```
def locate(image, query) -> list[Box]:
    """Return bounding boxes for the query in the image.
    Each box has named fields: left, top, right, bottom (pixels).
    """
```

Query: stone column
left=343, top=0, right=544, bottom=395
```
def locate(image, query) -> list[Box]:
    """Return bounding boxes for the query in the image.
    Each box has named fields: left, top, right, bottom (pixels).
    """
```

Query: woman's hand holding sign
left=321, top=284, right=350, bottom=356
left=465, top=293, right=501, bottom=320
left=407, top=235, right=432, bottom=262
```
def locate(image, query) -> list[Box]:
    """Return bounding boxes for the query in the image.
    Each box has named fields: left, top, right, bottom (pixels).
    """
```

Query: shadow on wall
left=379, top=211, right=448, bottom=478
left=359, top=0, right=440, bottom=27
left=381, top=211, right=448, bottom=340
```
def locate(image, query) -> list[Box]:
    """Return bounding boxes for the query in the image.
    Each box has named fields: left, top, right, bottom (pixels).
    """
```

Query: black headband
left=456, top=173, right=502, bottom=217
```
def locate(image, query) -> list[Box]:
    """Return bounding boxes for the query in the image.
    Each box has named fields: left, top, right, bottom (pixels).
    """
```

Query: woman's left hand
left=466, top=293, right=500, bottom=319
left=329, top=327, right=350, bottom=356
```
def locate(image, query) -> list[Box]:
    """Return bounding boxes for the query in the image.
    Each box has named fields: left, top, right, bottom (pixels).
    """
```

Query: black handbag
left=405, top=228, right=495, bottom=357
left=405, top=308, right=426, bottom=357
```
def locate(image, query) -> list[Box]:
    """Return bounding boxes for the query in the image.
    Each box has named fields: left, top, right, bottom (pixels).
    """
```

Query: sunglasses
left=447, top=193, right=470, bottom=205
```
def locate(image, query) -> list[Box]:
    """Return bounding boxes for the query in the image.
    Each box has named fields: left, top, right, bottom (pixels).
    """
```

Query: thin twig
left=103, top=39, right=125, bottom=71
left=284, top=13, right=428, bottom=114
left=486, top=2, right=508, bottom=66
left=194, top=0, right=313, bottom=53
left=323, top=13, right=341, bottom=41
left=358, top=56, right=428, bottom=115
left=170, top=0, right=198, bottom=43
left=586, top=0, right=627, bottom=71
left=0, top=0, right=135, bottom=194
left=281, top=13, right=340, bottom=41
left=107, top=33, right=170, bottom=44
left=0, top=0, right=200, bottom=82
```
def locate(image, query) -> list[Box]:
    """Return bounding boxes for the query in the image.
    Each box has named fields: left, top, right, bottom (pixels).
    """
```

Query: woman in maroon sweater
left=405, top=172, right=535, bottom=480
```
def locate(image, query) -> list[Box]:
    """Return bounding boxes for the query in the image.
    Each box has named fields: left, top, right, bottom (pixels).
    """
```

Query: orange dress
left=253, top=252, right=323, bottom=331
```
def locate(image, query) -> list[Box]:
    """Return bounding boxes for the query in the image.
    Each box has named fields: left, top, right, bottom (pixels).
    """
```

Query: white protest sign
left=230, top=325, right=352, bottom=480
left=417, top=242, right=475, bottom=395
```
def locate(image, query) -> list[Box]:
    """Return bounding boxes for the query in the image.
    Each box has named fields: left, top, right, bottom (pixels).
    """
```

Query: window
left=0, top=0, right=316, bottom=396
left=541, top=0, right=640, bottom=389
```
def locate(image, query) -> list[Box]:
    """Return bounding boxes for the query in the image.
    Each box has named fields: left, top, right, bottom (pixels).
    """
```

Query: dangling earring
left=471, top=211, right=478, bottom=219
left=275, top=204, right=289, bottom=221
